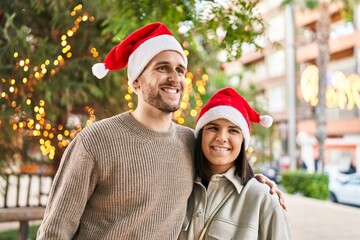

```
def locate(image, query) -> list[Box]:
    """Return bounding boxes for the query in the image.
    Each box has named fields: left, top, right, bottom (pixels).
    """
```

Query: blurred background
left=0, top=0, right=359, bottom=239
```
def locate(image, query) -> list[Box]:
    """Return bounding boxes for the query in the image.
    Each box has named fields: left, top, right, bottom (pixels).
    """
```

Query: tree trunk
left=315, top=1, right=330, bottom=172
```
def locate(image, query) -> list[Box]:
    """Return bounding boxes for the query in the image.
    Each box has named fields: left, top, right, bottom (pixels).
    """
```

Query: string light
left=2, top=3, right=210, bottom=162
left=301, top=65, right=360, bottom=109
left=172, top=68, right=208, bottom=124
left=125, top=86, right=135, bottom=112
left=1, top=4, right=96, bottom=160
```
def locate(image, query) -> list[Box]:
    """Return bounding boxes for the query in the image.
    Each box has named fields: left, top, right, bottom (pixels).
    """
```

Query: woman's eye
left=230, top=129, right=241, bottom=134
left=205, top=127, right=217, bottom=131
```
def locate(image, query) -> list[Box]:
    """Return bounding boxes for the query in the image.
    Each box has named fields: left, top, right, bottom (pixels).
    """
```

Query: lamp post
left=285, top=3, right=297, bottom=170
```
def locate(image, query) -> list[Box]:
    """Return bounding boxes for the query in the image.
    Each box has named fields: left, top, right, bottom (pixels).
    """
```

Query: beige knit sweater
left=37, top=112, right=195, bottom=240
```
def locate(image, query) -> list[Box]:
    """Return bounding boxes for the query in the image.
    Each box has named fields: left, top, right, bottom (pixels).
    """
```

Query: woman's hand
left=254, top=174, right=287, bottom=210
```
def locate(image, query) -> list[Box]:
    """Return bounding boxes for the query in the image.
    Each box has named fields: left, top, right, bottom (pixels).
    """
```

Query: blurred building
left=224, top=0, right=360, bottom=172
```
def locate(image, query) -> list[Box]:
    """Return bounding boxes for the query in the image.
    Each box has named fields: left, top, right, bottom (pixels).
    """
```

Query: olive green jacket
left=179, top=166, right=292, bottom=240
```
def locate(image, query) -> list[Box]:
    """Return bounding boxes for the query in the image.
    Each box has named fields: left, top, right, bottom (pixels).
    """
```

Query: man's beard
left=142, top=87, right=182, bottom=113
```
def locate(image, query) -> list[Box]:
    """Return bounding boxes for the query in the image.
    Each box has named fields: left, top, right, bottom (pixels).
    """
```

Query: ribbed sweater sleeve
left=37, top=132, right=97, bottom=239
left=37, top=112, right=195, bottom=240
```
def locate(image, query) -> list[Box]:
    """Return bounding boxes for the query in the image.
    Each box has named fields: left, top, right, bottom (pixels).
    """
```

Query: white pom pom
left=92, top=63, right=109, bottom=79
left=259, top=115, right=273, bottom=128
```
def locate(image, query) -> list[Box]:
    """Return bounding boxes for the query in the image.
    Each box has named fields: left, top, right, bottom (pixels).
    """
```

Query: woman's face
left=201, top=118, right=244, bottom=175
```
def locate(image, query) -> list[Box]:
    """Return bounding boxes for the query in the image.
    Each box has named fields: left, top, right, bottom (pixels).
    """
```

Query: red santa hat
left=195, top=87, right=273, bottom=149
left=92, top=22, right=188, bottom=91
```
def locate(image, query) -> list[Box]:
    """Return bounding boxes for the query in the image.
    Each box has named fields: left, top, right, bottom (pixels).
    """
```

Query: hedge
left=280, top=170, right=329, bottom=200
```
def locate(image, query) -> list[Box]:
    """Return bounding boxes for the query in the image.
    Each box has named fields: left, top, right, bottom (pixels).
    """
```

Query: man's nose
left=167, top=69, right=180, bottom=83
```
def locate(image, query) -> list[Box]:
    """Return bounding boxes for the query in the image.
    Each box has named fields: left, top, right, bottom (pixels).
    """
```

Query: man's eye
left=176, top=68, right=185, bottom=74
left=158, top=66, right=168, bottom=71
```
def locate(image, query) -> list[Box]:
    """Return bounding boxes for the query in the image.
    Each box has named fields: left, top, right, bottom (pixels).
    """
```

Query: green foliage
left=0, top=0, right=131, bottom=166
left=339, top=0, right=360, bottom=22
left=304, top=0, right=318, bottom=9
left=283, top=0, right=357, bottom=17
left=0, top=0, right=266, bottom=168
left=281, top=170, right=329, bottom=200
left=282, top=0, right=318, bottom=9
left=0, top=224, right=39, bottom=240
left=100, top=0, right=264, bottom=66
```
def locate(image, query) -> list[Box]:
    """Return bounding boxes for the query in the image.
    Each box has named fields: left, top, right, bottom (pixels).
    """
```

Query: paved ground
left=1, top=194, right=360, bottom=239
left=0, top=220, right=42, bottom=232
left=286, top=194, right=360, bottom=240
left=0, top=221, right=18, bottom=232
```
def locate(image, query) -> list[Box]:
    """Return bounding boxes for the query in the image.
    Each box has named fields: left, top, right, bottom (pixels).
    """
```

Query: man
left=37, top=22, right=283, bottom=239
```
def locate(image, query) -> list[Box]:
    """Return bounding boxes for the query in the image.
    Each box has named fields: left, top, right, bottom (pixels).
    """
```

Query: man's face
left=136, top=50, right=187, bottom=113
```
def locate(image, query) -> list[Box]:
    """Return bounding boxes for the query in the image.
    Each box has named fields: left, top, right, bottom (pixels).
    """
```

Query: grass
left=0, top=225, right=39, bottom=240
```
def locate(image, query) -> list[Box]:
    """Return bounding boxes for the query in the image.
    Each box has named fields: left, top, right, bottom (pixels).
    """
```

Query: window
left=267, top=50, right=285, bottom=77
left=268, top=14, right=285, bottom=42
left=267, top=85, right=286, bottom=112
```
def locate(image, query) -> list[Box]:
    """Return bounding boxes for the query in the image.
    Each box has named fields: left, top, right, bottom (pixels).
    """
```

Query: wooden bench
left=0, top=173, right=53, bottom=240
left=0, top=207, right=45, bottom=239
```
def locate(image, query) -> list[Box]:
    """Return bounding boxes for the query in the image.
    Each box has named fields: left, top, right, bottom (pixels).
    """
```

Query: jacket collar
left=195, top=165, right=244, bottom=194
left=222, top=166, right=244, bottom=194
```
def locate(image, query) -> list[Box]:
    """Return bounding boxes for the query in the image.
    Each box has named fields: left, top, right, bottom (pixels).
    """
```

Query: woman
left=179, top=87, right=292, bottom=240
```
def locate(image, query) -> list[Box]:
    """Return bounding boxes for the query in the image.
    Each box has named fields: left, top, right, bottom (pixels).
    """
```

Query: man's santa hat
left=195, top=87, right=273, bottom=150
left=92, top=22, right=187, bottom=91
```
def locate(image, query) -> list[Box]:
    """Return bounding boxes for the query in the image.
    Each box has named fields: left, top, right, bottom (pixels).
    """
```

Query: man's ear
left=132, top=79, right=140, bottom=90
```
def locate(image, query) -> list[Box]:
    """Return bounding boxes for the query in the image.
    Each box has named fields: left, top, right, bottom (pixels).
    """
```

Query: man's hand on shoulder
left=254, top=174, right=287, bottom=210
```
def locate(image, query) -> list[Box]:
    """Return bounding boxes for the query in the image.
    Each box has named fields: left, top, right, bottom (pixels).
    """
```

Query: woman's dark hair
left=194, top=128, right=254, bottom=185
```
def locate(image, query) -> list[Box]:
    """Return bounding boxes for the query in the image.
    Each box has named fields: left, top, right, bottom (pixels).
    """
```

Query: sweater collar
left=120, top=112, right=176, bottom=139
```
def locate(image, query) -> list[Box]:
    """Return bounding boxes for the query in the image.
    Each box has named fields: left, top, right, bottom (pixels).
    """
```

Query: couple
left=37, top=22, right=291, bottom=239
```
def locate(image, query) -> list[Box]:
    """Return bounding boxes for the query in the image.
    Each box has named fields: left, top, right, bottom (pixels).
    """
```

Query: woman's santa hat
left=195, top=87, right=273, bottom=150
left=92, top=22, right=187, bottom=91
